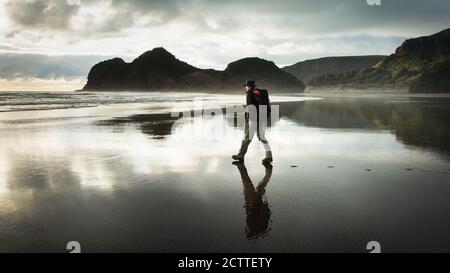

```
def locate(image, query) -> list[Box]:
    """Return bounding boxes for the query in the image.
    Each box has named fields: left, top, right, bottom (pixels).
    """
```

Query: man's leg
left=258, top=119, right=273, bottom=162
left=236, top=118, right=256, bottom=159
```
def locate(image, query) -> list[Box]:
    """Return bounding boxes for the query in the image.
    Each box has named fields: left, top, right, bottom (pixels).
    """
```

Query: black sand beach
left=0, top=92, right=450, bottom=252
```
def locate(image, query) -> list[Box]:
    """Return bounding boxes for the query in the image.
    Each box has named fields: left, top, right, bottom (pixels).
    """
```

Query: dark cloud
left=106, top=0, right=206, bottom=31
left=104, top=0, right=450, bottom=35
left=110, top=0, right=182, bottom=17
left=0, top=53, right=112, bottom=80
left=5, top=0, right=80, bottom=30
left=194, top=0, right=450, bottom=35
left=3, top=0, right=449, bottom=35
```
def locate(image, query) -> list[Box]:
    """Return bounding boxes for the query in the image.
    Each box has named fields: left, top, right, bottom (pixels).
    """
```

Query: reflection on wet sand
left=1, top=94, right=450, bottom=252
left=279, top=97, right=450, bottom=157
left=96, top=113, right=181, bottom=139
left=100, top=97, right=450, bottom=159
left=233, top=162, right=273, bottom=240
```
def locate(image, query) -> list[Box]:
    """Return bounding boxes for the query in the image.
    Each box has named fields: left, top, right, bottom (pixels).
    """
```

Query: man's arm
left=245, top=91, right=259, bottom=120
left=246, top=91, right=257, bottom=106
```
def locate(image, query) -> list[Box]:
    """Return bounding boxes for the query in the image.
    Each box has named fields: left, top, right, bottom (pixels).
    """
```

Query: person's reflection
left=233, top=162, right=273, bottom=239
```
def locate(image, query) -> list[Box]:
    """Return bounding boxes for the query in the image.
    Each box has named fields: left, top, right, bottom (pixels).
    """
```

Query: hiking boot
left=262, top=151, right=273, bottom=165
left=232, top=155, right=244, bottom=162
left=232, top=161, right=245, bottom=168
left=263, top=162, right=273, bottom=170
left=262, top=157, right=273, bottom=165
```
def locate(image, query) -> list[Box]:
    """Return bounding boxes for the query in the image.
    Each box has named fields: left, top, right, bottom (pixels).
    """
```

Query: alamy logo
left=66, top=241, right=81, bottom=253
left=366, top=241, right=382, bottom=253
left=367, top=0, right=382, bottom=6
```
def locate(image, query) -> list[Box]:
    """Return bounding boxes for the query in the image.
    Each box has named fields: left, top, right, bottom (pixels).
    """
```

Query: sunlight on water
left=0, top=92, right=449, bottom=252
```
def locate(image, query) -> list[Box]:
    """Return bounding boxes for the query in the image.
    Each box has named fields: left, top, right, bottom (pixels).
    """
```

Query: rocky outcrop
left=409, top=59, right=450, bottom=93
left=282, top=55, right=386, bottom=84
left=222, top=57, right=305, bottom=92
left=83, top=48, right=305, bottom=93
left=308, top=28, right=450, bottom=93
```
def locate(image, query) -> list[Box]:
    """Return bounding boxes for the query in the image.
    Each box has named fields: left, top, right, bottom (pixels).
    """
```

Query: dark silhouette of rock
left=308, top=28, right=450, bottom=92
left=222, top=57, right=305, bottom=92
left=83, top=48, right=305, bottom=93
left=124, top=47, right=197, bottom=90
left=282, top=55, right=386, bottom=84
left=84, top=47, right=197, bottom=91
left=84, top=58, right=130, bottom=90
left=178, top=69, right=223, bottom=91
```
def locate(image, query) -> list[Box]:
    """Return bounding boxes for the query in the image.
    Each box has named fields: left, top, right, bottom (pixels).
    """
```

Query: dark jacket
left=246, top=88, right=260, bottom=108
left=245, top=89, right=260, bottom=121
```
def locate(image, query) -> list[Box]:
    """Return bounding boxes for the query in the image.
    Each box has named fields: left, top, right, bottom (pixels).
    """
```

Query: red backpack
left=252, top=88, right=271, bottom=116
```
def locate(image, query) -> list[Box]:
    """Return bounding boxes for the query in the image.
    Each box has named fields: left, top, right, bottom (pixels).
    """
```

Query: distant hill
left=223, top=57, right=305, bottom=92
left=82, top=48, right=305, bottom=93
left=282, top=55, right=386, bottom=84
left=309, top=28, right=450, bottom=92
left=410, top=59, right=450, bottom=93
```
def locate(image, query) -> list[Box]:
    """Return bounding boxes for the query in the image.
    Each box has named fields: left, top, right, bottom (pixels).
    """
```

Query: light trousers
left=238, top=117, right=272, bottom=158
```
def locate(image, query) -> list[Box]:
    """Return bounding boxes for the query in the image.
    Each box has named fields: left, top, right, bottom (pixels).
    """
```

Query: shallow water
left=0, top=92, right=449, bottom=252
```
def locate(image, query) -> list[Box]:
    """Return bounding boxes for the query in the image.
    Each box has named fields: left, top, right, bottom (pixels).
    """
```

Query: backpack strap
left=252, top=88, right=261, bottom=97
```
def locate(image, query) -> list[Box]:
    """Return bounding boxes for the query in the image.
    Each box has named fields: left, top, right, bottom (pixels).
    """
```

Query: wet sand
left=0, top=92, right=450, bottom=252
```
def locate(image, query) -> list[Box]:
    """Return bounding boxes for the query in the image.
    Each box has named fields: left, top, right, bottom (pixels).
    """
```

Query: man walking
left=232, top=80, right=273, bottom=165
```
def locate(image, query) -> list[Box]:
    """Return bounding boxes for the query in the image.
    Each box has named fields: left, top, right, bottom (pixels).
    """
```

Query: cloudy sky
left=0, top=0, right=449, bottom=91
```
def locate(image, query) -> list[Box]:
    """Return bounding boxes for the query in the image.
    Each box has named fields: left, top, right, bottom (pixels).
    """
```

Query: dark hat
left=244, top=80, right=257, bottom=88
